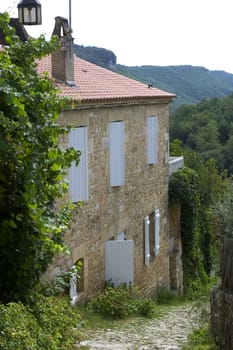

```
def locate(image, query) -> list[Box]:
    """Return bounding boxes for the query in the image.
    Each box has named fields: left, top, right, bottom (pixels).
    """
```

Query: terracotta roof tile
left=38, top=55, right=176, bottom=105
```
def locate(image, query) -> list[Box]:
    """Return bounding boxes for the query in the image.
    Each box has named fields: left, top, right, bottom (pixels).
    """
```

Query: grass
left=181, top=325, right=217, bottom=350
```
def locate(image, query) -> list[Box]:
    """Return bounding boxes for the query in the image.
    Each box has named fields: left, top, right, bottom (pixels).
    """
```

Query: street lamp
left=18, top=0, right=42, bottom=25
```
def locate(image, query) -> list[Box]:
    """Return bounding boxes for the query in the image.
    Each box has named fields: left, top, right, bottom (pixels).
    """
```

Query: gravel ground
left=79, top=303, right=201, bottom=350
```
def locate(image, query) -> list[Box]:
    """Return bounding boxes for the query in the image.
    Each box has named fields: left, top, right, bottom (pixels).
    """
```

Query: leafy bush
left=0, top=302, right=41, bottom=350
left=136, top=297, right=156, bottom=318
left=88, top=284, right=156, bottom=319
left=88, top=284, right=132, bottom=319
left=0, top=297, right=83, bottom=350
left=32, top=296, right=82, bottom=349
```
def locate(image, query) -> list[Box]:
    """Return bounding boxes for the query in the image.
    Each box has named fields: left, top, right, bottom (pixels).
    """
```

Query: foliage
left=170, top=94, right=233, bottom=175
left=31, top=296, right=82, bottom=348
left=0, top=13, right=80, bottom=303
left=31, top=262, right=83, bottom=301
left=135, top=297, right=157, bottom=318
left=169, top=145, right=223, bottom=297
left=182, top=325, right=217, bottom=350
left=212, top=177, right=233, bottom=238
left=0, top=297, right=83, bottom=350
left=169, top=167, right=207, bottom=296
left=88, top=284, right=156, bottom=319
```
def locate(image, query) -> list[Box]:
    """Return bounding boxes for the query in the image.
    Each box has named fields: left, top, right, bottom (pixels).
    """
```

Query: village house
left=1, top=17, right=184, bottom=299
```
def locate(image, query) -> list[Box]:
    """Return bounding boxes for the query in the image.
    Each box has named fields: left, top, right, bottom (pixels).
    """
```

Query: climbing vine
left=169, top=167, right=208, bottom=296
left=169, top=140, right=223, bottom=297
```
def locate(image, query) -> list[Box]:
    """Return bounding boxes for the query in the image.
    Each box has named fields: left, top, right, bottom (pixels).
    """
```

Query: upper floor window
left=109, top=121, right=124, bottom=187
left=69, top=126, right=88, bottom=202
left=147, top=116, right=158, bottom=164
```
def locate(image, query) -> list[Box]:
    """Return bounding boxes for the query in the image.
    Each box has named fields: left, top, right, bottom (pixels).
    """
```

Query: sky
left=1, top=0, right=233, bottom=73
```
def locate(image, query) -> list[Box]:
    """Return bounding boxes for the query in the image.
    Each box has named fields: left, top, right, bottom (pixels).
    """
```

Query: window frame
left=144, top=208, right=160, bottom=265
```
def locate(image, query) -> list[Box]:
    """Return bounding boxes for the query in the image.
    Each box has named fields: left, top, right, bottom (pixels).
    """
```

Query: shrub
left=32, top=296, right=82, bottom=349
left=88, top=284, right=156, bottom=319
left=89, top=284, right=132, bottom=319
left=0, top=302, right=41, bottom=350
left=136, top=297, right=156, bottom=318
left=0, top=297, right=83, bottom=350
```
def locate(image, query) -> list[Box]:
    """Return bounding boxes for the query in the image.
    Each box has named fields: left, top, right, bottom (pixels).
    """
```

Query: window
left=144, top=209, right=160, bottom=265
left=69, top=126, right=88, bottom=202
left=147, top=116, right=158, bottom=164
left=109, top=121, right=124, bottom=186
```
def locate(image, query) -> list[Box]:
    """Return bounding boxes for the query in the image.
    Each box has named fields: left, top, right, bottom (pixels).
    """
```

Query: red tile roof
left=37, top=55, right=175, bottom=105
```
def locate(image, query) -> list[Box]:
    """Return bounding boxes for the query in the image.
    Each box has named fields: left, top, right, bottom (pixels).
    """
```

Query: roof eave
left=66, top=94, right=176, bottom=108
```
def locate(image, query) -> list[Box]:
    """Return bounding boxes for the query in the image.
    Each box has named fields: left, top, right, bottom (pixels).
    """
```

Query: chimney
left=51, top=16, right=75, bottom=86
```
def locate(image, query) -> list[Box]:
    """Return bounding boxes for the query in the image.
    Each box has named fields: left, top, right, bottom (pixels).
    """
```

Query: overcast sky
left=1, top=0, right=233, bottom=73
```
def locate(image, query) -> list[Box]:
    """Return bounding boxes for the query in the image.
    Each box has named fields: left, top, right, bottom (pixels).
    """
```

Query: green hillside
left=74, top=45, right=233, bottom=110
left=117, top=65, right=233, bottom=110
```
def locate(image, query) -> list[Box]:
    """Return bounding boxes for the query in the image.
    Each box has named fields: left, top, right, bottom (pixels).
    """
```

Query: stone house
left=38, top=17, right=183, bottom=298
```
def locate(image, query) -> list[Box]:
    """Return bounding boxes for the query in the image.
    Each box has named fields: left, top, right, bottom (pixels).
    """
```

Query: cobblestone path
left=79, top=303, right=201, bottom=350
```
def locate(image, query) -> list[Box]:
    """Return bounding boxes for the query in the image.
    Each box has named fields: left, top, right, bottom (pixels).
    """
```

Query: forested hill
left=117, top=65, right=233, bottom=110
left=74, top=44, right=233, bottom=110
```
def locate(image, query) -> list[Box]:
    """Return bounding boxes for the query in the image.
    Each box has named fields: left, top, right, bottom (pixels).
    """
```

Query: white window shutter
left=154, top=209, right=160, bottom=256
left=109, top=121, right=124, bottom=186
left=69, top=127, right=88, bottom=202
left=144, top=215, right=150, bottom=266
left=147, top=116, right=158, bottom=164
left=105, top=240, right=134, bottom=287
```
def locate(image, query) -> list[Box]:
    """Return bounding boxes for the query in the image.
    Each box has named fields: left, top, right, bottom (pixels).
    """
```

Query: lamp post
left=17, top=0, right=42, bottom=25
left=69, top=0, right=72, bottom=31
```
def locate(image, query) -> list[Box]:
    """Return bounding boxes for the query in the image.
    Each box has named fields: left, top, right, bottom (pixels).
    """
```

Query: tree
left=170, top=94, right=233, bottom=175
left=0, top=13, right=80, bottom=303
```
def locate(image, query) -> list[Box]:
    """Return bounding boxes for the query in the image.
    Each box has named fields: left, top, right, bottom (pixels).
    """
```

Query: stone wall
left=44, top=101, right=172, bottom=298
left=211, top=286, right=233, bottom=349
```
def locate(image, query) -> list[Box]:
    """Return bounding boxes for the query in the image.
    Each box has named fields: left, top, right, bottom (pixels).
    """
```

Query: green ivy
left=169, top=168, right=209, bottom=297
left=0, top=13, right=80, bottom=303
left=169, top=139, right=223, bottom=297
